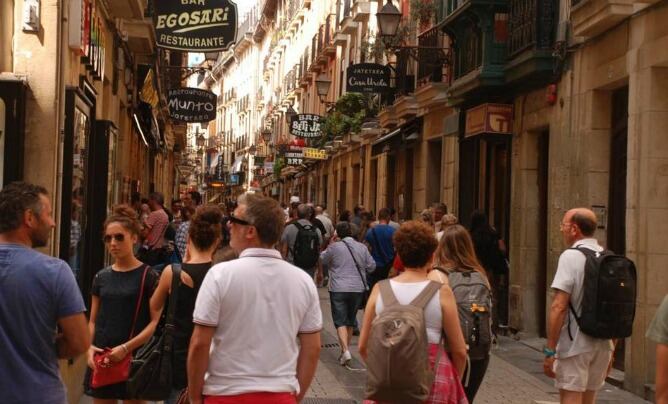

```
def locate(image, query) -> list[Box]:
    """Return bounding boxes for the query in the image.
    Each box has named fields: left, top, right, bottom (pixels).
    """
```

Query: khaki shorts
left=554, top=350, right=613, bottom=392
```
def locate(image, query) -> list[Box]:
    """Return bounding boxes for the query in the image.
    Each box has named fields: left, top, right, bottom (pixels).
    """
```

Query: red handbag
left=91, top=266, right=149, bottom=389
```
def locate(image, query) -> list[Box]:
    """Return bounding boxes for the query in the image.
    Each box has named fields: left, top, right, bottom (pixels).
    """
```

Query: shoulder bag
left=342, top=239, right=370, bottom=304
left=91, top=265, right=150, bottom=388
left=127, top=264, right=183, bottom=400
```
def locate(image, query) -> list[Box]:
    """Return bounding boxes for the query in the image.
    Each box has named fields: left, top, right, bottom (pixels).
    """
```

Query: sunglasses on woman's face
left=229, top=214, right=251, bottom=226
left=103, top=233, right=125, bottom=243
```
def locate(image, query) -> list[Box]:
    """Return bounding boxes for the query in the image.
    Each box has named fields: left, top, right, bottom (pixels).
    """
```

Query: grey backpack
left=437, top=267, right=493, bottom=360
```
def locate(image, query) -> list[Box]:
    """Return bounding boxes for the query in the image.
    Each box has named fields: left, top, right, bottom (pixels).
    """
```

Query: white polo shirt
left=551, top=238, right=614, bottom=358
left=193, top=248, right=322, bottom=396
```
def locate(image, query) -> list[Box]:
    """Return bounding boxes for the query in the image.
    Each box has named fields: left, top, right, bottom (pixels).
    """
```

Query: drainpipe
left=51, top=0, right=66, bottom=257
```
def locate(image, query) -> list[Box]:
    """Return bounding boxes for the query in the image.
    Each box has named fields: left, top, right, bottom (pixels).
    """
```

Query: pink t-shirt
left=145, top=209, right=169, bottom=248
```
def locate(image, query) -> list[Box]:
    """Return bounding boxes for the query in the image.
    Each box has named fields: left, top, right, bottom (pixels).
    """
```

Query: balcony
left=505, top=0, right=557, bottom=86
left=441, top=0, right=509, bottom=103
left=340, top=0, right=359, bottom=34
left=570, top=0, right=634, bottom=38
left=353, top=0, right=371, bottom=22
left=119, top=18, right=154, bottom=56
left=415, top=28, right=452, bottom=111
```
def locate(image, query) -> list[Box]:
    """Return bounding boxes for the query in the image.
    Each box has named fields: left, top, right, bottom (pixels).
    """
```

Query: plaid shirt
left=175, top=221, right=190, bottom=259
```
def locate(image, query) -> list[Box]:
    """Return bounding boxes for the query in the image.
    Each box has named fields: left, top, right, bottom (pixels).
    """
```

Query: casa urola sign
left=154, top=0, right=238, bottom=52
left=346, top=63, right=392, bottom=94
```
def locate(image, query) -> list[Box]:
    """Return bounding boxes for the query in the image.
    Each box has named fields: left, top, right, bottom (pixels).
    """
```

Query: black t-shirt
left=91, top=264, right=159, bottom=349
left=471, top=229, right=506, bottom=275
left=312, top=218, right=327, bottom=239
left=171, top=262, right=212, bottom=389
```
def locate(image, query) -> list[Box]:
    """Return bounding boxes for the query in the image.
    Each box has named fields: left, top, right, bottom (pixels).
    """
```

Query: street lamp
left=377, top=0, right=402, bottom=38
left=261, top=128, right=273, bottom=143
left=316, top=74, right=332, bottom=100
left=285, top=105, right=298, bottom=122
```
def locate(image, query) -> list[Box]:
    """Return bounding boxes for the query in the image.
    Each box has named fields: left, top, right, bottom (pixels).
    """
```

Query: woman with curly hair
left=359, top=221, right=468, bottom=403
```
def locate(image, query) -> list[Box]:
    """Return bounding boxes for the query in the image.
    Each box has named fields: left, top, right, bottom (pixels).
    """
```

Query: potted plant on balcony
left=319, top=93, right=379, bottom=147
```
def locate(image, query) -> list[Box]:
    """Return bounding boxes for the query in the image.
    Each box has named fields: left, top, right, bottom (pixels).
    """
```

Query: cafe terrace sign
left=346, top=63, right=392, bottom=94
left=168, top=88, right=217, bottom=123
left=290, top=114, right=322, bottom=139
left=154, top=0, right=238, bottom=52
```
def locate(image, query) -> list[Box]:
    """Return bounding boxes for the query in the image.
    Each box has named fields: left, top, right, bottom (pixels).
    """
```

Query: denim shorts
left=330, top=292, right=364, bottom=329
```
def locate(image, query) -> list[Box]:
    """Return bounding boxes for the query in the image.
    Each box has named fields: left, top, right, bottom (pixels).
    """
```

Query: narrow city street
left=304, top=288, right=650, bottom=404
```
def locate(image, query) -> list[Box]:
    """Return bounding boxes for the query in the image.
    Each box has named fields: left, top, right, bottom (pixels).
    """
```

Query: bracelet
left=121, top=343, right=129, bottom=354
left=543, top=347, right=556, bottom=358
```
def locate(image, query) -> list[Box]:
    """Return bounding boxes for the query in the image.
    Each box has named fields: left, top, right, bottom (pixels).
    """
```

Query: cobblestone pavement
left=79, top=287, right=650, bottom=404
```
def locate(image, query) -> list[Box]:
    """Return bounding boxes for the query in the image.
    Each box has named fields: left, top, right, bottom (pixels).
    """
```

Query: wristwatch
left=543, top=347, right=556, bottom=358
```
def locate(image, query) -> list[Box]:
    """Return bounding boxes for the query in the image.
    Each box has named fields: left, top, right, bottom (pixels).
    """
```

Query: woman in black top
left=469, top=210, right=508, bottom=328
left=148, top=205, right=224, bottom=403
left=85, top=205, right=159, bottom=403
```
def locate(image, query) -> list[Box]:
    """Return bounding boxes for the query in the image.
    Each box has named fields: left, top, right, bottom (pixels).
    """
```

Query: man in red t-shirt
left=140, top=192, right=169, bottom=265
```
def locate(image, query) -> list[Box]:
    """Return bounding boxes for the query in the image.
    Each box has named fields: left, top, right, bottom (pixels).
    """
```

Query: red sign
left=465, top=103, right=513, bottom=137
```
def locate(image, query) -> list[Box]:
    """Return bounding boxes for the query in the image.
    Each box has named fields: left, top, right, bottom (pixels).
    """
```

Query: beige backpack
left=365, top=280, right=442, bottom=403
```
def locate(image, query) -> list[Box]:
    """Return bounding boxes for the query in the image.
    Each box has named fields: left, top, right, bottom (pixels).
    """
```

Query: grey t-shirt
left=0, top=243, right=86, bottom=404
left=647, top=295, right=668, bottom=345
left=281, top=219, right=323, bottom=264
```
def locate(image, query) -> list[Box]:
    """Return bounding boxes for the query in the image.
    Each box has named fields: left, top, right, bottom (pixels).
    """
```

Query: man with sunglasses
left=0, top=182, right=90, bottom=403
left=188, top=193, right=322, bottom=404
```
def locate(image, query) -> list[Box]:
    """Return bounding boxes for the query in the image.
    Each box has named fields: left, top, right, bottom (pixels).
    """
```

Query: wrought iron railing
left=508, top=0, right=556, bottom=57
left=453, top=23, right=483, bottom=79
left=417, top=26, right=452, bottom=87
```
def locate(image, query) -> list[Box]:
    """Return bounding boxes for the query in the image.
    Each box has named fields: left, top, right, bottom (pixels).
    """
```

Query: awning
left=231, top=155, right=244, bottom=173
left=371, top=118, right=422, bottom=156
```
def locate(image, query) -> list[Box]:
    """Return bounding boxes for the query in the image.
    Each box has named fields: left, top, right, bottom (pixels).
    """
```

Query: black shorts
left=330, top=292, right=364, bottom=329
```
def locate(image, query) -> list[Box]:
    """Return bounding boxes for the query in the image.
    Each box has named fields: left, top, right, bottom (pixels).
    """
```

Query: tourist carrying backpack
left=280, top=204, right=322, bottom=277
left=431, top=224, right=493, bottom=403
left=544, top=208, right=636, bottom=404
left=359, top=221, right=468, bottom=404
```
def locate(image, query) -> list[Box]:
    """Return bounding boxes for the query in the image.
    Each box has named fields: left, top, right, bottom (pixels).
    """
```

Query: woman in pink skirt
left=359, top=221, right=468, bottom=404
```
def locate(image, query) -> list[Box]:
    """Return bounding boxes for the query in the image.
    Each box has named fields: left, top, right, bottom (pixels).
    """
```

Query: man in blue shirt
left=364, top=207, right=397, bottom=290
left=0, top=182, right=89, bottom=404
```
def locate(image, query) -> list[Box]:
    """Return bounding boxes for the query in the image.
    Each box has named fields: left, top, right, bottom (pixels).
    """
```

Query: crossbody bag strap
left=129, top=265, right=150, bottom=339
left=166, top=264, right=182, bottom=328
left=342, top=240, right=368, bottom=291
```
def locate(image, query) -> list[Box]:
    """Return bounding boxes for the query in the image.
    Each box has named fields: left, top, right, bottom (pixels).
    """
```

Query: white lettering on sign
left=348, top=77, right=389, bottom=88
left=168, top=98, right=215, bottom=112
left=156, top=7, right=229, bottom=33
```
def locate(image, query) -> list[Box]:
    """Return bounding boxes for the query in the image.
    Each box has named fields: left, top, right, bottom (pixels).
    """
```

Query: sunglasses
left=229, top=214, right=251, bottom=226
left=103, top=233, right=125, bottom=243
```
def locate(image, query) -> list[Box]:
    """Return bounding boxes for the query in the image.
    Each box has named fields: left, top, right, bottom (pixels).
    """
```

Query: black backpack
left=291, top=222, right=320, bottom=269
left=569, top=247, right=637, bottom=339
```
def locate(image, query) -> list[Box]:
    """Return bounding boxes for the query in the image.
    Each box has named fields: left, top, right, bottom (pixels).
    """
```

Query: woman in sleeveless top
left=359, top=221, right=468, bottom=404
left=148, top=206, right=228, bottom=404
left=430, top=224, right=492, bottom=403
left=85, top=205, right=160, bottom=403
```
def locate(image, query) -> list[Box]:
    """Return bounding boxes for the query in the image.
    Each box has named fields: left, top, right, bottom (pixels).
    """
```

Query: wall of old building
left=0, top=0, right=13, bottom=72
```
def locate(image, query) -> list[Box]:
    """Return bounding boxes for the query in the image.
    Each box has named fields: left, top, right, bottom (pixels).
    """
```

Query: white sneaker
left=339, top=350, right=352, bottom=366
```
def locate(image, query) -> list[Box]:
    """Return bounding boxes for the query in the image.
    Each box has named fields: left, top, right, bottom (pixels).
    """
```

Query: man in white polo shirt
left=543, top=208, right=614, bottom=404
left=187, top=193, right=322, bottom=404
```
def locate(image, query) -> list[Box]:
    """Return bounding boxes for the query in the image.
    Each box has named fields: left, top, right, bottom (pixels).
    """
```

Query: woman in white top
left=359, top=221, right=468, bottom=403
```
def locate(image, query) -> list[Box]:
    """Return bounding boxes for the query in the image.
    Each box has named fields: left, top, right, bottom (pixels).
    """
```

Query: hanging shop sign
left=264, top=161, right=274, bottom=174
left=465, top=103, right=514, bottom=137
left=229, top=174, right=240, bottom=185
left=69, top=0, right=105, bottom=81
left=303, top=148, right=328, bottom=160
left=278, top=145, right=305, bottom=166
left=154, top=0, right=238, bottom=52
left=346, top=63, right=392, bottom=94
left=168, top=88, right=217, bottom=123
left=290, top=114, right=322, bottom=138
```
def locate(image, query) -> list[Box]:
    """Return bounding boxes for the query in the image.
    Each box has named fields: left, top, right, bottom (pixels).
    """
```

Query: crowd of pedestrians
left=0, top=181, right=662, bottom=404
